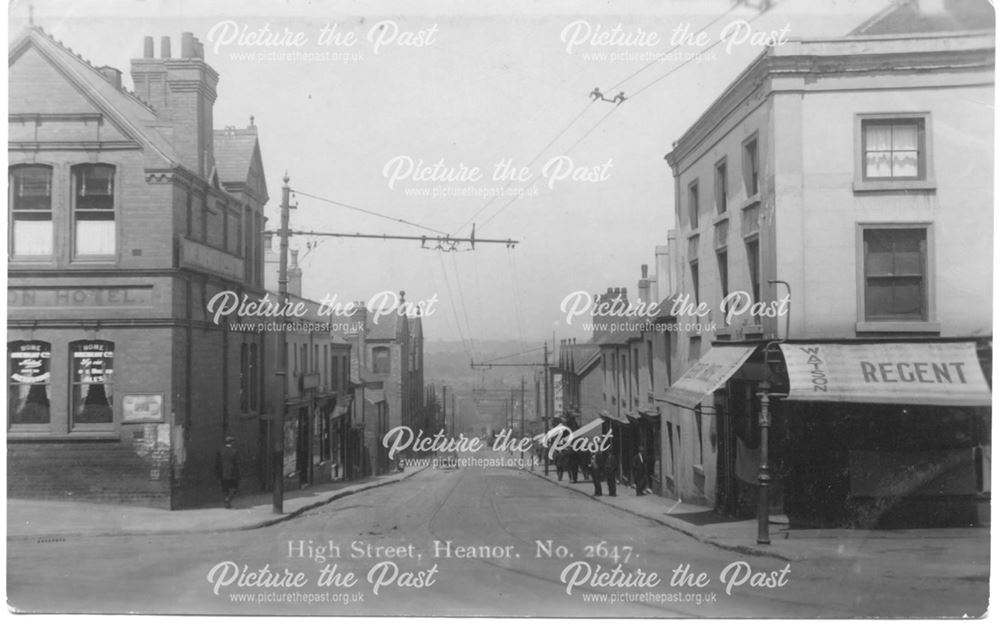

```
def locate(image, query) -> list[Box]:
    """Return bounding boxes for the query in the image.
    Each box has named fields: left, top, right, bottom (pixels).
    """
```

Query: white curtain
left=76, top=220, right=116, bottom=255
left=13, top=220, right=52, bottom=256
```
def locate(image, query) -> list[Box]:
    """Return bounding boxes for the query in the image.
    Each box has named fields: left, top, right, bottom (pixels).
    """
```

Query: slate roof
left=214, top=127, right=259, bottom=184
left=10, top=26, right=178, bottom=165
left=850, top=0, right=994, bottom=36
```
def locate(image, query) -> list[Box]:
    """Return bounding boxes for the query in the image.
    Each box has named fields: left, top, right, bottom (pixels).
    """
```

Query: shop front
left=778, top=341, right=992, bottom=529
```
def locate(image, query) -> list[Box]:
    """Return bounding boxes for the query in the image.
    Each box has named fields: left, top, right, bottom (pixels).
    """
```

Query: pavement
left=7, top=465, right=426, bottom=539
left=519, top=459, right=991, bottom=571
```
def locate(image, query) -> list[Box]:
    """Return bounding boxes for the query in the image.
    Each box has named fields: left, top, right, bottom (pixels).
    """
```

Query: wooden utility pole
left=272, top=173, right=292, bottom=514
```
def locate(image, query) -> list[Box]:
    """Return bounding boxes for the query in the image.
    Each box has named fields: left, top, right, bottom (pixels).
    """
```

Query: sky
left=8, top=0, right=892, bottom=357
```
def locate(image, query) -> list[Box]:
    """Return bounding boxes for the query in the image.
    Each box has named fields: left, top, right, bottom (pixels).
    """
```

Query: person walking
left=215, top=435, right=241, bottom=508
left=589, top=451, right=604, bottom=496
left=604, top=449, right=618, bottom=496
left=555, top=449, right=566, bottom=481
left=631, top=449, right=647, bottom=496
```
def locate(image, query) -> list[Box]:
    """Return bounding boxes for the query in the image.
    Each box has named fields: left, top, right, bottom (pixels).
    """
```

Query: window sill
left=692, top=464, right=706, bottom=478
left=8, top=432, right=121, bottom=442
left=740, top=194, right=761, bottom=210
left=687, top=230, right=700, bottom=240
left=856, top=321, right=941, bottom=334
left=712, top=213, right=729, bottom=226
left=853, top=179, right=936, bottom=193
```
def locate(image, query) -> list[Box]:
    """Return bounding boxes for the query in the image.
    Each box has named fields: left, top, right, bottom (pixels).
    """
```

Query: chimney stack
left=130, top=32, right=218, bottom=177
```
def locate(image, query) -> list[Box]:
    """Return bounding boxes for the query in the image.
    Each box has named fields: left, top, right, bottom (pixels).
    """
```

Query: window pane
left=12, top=166, right=52, bottom=210
left=865, top=151, right=892, bottom=178
left=891, top=280, right=923, bottom=317
left=892, top=151, right=919, bottom=178
left=892, top=123, right=918, bottom=150
left=76, top=164, right=115, bottom=209
left=865, top=124, right=893, bottom=151
left=75, top=218, right=116, bottom=255
left=12, top=219, right=53, bottom=256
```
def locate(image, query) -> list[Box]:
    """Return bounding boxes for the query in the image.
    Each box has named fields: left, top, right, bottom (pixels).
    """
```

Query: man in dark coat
left=604, top=449, right=618, bottom=496
left=215, top=435, right=241, bottom=508
left=589, top=451, right=604, bottom=496
left=632, top=450, right=647, bottom=496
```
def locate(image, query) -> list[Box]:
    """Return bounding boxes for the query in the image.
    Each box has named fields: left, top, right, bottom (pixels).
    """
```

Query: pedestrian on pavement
left=568, top=450, right=579, bottom=483
left=589, top=451, right=604, bottom=496
left=555, top=449, right=566, bottom=481
left=215, top=435, right=241, bottom=508
left=632, top=450, right=647, bottom=496
left=605, top=449, right=618, bottom=496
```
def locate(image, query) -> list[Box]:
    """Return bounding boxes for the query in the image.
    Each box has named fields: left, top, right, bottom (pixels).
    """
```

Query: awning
left=658, top=345, right=758, bottom=409
left=570, top=418, right=604, bottom=441
left=543, top=424, right=572, bottom=443
left=779, top=342, right=991, bottom=406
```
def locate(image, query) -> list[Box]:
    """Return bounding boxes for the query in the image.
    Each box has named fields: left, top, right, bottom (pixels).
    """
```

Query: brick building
left=8, top=27, right=269, bottom=508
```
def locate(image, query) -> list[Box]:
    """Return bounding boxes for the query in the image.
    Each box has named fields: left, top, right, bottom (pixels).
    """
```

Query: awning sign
left=779, top=342, right=991, bottom=406
left=658, top=345, right=757, bottom=409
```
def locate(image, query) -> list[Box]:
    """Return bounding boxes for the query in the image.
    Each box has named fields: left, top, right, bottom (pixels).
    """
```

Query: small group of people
left=588, top=449, right=618, bottom=496
left=215, top=435, right=241, bottom=508
left=590, top=448, right=651, bottom=498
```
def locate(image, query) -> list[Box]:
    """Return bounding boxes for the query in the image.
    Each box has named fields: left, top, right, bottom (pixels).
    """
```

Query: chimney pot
left=160, top=36, right=171, bottom=58
left=641, top=264, right=648, bottom=279
left=143, top=36, right=154, bottom=58
left=194, top=39, right=204, bottom=59
left=181, top=32, right=195, bottom=58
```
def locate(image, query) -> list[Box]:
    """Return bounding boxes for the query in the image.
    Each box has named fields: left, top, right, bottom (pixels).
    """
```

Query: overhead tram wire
left=436, top=250, right=475, bottom=362
left=476, top=4, right=770, bottom=231
left=479, top=104, right=621, bottom=229
left=452, top=99, right=598, bottom=236
left=449, top=252, right=480, bottom=359
left=291, top=189, right=449, bottom=236
left=627, top=8, right=770, bottom=100
left=603, top=2, right=742, bottom=93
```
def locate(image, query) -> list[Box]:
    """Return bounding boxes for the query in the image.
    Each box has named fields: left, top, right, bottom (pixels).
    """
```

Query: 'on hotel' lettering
left=859, top=361, right=968, bottom=385
left=8, top=288, right=145, bottom=307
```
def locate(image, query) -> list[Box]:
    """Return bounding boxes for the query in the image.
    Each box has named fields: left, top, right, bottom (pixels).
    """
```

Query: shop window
left=863, top=227, right=927, bottom=321
left=8, top=340, right=52, bottom=425
left=240, top=343, right=249, bottom=412
left=373, top=347, right=391, bottom=374
left=72, top=164, right=116, bottom=256
left=70, top=340, right=114, bottom=425
left=9, top=165, right=53, bottom=257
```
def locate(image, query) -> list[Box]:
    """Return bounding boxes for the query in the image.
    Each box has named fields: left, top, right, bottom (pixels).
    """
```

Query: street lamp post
left=756, top=380, right=772, bottom=545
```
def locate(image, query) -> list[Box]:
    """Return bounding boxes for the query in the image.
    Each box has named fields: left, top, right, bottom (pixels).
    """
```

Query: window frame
left=687, top=179, right=700, bottom=230
left=69, top=339, right=116, bottom=432
left=372, top=346, right=391, bottom=375
left=9, top=164, right=55, bottom=259
left=855, top=223, right=939, bottom=333
left=854, top=113, right=936, bottom=192
left=70, top=163, right=118, bottom=260
left=742, top=135, right=759, bottom=198
left=8, top=340, right=53, bottom=430
left=714, top=158, right=728, bottom=214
